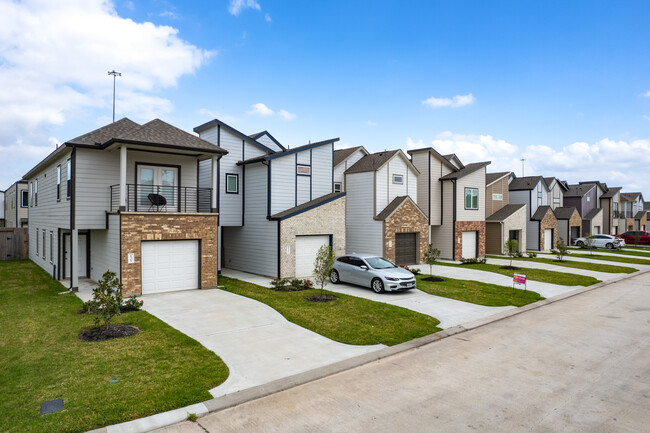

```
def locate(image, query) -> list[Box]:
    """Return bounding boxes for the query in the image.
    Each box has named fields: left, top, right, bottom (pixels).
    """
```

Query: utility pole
left=108, top=70, right=122, bottom=123
left=520, top=158, right=525, bottom=177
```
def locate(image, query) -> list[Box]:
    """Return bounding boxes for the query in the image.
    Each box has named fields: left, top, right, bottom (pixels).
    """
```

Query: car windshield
left=365, top=257, right=396, bottom=269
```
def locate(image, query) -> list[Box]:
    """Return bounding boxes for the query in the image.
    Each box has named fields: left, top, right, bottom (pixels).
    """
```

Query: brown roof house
left=484, top=172, right=527, bottom=254
left=553, top=206, right=582, bottom=245
left=564, top=183, right=603, bottom=236
left=333, top=146, right=369, bottom=192
left=620, top=192, right=646, bottom=231
left=408, top=147, right=490, bottom=260
left=508, top=175, right=558, bottom=251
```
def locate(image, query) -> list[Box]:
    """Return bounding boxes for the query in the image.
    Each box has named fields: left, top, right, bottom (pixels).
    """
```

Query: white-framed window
left=34, top=179, right=38, bottom=206
left=587, top=196, right=590, bottom=202
left=333, top=182, right=342, bottom=193
left=225, top=173, right=239, bottom=194
left=56, top=165, right=61, bottom=201
left=137, top=164, right=178, bottom=206
left=66, top=159, right=72, bottom=198
left=492, top=193, right=503, bottom=201
left=553, top=197, right=560, bottom=205
left=297, top=165, right=311, bottom=176
left=29, top=182, right=32, bottom=207
left=42, top=230, right=46, bottom=259
left=21, top=190, right=28, bottom=207
left=392, top=174, right=404, bottom=184
left=465, top=188, right=479, bottom=210
left=36, top=229, right=39, bottom=255
left=49, top=232, right=53, bottom=263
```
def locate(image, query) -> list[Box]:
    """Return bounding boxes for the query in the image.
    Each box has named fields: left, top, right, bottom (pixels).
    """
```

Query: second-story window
left=296, top=165, right=311, bottom=176
left=56, top=165, right=61, bottom=200
left=465, top=188, right=479, bottom=210
left=225, top=173, right=239, bottom=194
left=21, top=190, right=28, bottom=207
left=392, top=174, right=404, bottom=184
left=34, top=179, right=38, bottom=206
left=29, top=182, right=33, bottom=207
left=492, top=193, right=503, bottom=201
left=42, top=230, right=45, bottom=260
left=66, top=159, right=72, bottom=198
left=334, top=182, right=342, bottom=193
left=36, top=229, right=39, bottom=255
left=553, top=197, right=560, bottom=206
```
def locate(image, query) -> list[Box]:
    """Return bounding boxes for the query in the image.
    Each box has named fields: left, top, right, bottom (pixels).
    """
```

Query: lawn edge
left=88, top=267, right=650, bottom=433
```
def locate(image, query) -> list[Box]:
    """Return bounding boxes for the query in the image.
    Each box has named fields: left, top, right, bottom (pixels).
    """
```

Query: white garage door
left=295, top=235, right=330, bottom=277
left=461, top=231, right=477, bottom=259
left=544, top=229, right=552, bottom=250
left=142, top=240, right=199, bottom=294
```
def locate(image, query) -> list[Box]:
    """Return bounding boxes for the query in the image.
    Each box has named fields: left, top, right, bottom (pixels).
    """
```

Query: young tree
left=583, top=233, right=595, bottom=255
left=313, top=245, right=335, bottom=297
left=555, top=237, right=569, bottom=261
left=423, top=244, right=441, bottom=275
left=504, top=239, right=519, bottom=268
left=89, top=271, right=123, bottom=328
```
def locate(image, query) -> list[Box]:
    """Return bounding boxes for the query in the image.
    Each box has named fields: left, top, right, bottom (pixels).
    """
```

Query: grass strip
left=0, top=260, right=229, bottom=433
left=487, top=255, right=637, bottom=274
left=219, top=276, right=441, bottom=346
left=545, top=252, right=650, bottom=265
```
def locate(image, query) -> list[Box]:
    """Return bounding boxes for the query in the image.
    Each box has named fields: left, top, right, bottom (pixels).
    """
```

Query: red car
left=615, top=231, right=650, bottom=245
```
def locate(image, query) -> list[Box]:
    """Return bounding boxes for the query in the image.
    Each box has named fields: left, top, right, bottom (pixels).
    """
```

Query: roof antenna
left=108, top=70, right=122, bottom=123
left=520, top=158, right=525, bottom=177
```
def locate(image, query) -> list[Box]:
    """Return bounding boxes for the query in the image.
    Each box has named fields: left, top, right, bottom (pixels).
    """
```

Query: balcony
left=110, top=184, right=212, bottom=213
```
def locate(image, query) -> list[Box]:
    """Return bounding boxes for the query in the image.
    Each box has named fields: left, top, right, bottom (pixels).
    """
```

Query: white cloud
left=642, top=91, right=650, bottom=98
left=278, top=109, right=296, bottom=121
left=159, top=10, right=176, bottom=18
left=406, top=137, right=425, bottom=149
left=643, top=115, right=650, bottom=122
left=228, top=0, right=261, bottom=16
left=265, top=13, right=272, bottom=22
left=365, top=120, right=378, bottom=126
left=422, top=93, right=475, bottom=108
left=0, top=0, right=213, bottom=187
left=248, top=102, right=275, bottom=116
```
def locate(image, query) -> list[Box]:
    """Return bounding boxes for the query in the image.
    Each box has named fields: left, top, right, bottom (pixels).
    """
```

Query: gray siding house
left=333, top=146, right=368, bottom=192
left=195, top=119, right=345, bottom=278
left=24, top=118, right=225, bottom=296
left=508, top=176, right=558, bottom=251
left=3, top=181, right=29, bottom=228
left=600, top=186, right=622, bottom=234
left=620, top=192, right=646, bottom=231
left=564, top=184, right=603, bottom=235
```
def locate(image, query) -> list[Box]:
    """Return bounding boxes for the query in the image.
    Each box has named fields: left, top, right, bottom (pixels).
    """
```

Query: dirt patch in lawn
left=79, top=325, right=140, bottom=342
left=423, top=276, right=445, bottom=282
left=499, top=266, right=520, bottom=270
left=305, top=294, right=338, bottom=303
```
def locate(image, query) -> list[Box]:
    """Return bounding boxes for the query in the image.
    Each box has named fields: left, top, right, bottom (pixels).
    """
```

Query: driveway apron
left=142, top=289, right=384, bottom=398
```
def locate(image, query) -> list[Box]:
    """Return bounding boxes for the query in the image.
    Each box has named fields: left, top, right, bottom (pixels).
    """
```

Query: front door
left=461, top=231, right=477, bottom=259
left=137, top=165, right=178, bottom=210
left=64, top=234, right=87, bottom=278
left=544, top=229, right=553, bottom=250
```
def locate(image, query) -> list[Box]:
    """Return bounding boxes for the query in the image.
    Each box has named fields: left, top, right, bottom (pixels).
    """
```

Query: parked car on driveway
left=330, top=253, right=416, bottom=293
left=574, top=234, right=625, bottom=249
left=615, top=231, right=650, bottom=245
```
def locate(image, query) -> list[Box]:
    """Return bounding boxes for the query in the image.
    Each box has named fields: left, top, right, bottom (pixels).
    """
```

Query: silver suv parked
left=330, top=253, right=416, bottom=293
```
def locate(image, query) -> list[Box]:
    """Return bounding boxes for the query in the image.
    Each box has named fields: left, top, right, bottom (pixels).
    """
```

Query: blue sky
left=2, top=0, right=650, bottom=194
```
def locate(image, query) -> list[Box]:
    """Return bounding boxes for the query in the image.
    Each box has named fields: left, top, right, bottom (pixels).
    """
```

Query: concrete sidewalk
left=535, top=252, right=650, bottom=269
left=484, top=257, right=625, bottom=281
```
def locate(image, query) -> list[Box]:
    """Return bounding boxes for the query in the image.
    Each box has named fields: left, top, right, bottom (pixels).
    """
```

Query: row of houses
left=9, top=116, right=650, bottom=297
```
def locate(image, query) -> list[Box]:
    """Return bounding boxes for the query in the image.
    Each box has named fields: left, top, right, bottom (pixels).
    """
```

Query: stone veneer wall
left=279, top=197, right=345, bottom=278
left=454, top=221, right=486, bottom=260
left=539, top=209, right=558, bottom=251
left=383, top=200, right=429, bottom=264
left=120, top=212, right=219, bottom=296
left=568, top=210, right=582, bottom=241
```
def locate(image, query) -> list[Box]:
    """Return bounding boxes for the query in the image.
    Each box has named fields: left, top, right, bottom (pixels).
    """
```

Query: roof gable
left=553, top=206, right=579, bottom=220
left=442, top=153, right=464, bottom=169
left=509, top=176, right=546, bottom=191
left=486, top=171, right=511, bottom=187
left=486, top=203, right=526, bottom=221
left=407, top=147, right=457, bottom=171
left=249, top=130, right=286, bottom=151
left=440, top=161, right=490, bottom=181
left=531, top=205, right=554, bottom=221
left=333, top=146, right=368, bottom=167
left=345, top=149, right=419, bottom=175
left=194, top=118, right=277, bottom=154
left=238, top=138, right=340, bottom=165
left=565, top=183, right=596, bottom=198
left=374, top=195, right=427, bottom=221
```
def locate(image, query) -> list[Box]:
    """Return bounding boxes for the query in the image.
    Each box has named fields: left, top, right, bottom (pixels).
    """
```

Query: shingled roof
left=345, top=150, right=401, bottom=174
left=486, top=171, right=510, bottom=186
left=439, top=161, right=490, bottom=181
left=582, top=208, right=602, bottom=220
left=620, top=192, right=641, bottom=202
left=334, top=146, right=366, bottom=167
left=374, top=196, right=427, bottom=221
left=238, top=138, right=340, bottom=165
left=509, top=176, right=544, bottom=191
left=67, top=118, right=140, bottom=145
left=486, top=204, right=525, bottom=221
left=268, top=192, right=345, bottom=220
left=564, top=183, right=595, bottom=198
left=601, top=186, right=622, bottom=199
left=634, top=210, right=647, bottom=219
left=553, top=206, right=579, bottom=220
left=531, top=205, right=553, bottom=221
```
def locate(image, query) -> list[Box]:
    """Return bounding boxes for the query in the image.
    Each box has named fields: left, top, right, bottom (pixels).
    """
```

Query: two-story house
left=508, top=176, right=558, bottom=251
left=195, top=118, right=345, bottom=278
left=344, top=149, right=427, bottom=265
left=409, top=147, right=490, bottom=260
left=25, top=118, right=226, bottom=295
left=599, top=186, right=622, bottom=235
left=0, top=189, right=5, bottom=227
left=564, top=184, right=603, bottom=235
left=333, top=146, right=368, bottom=192
left=3, top=181, right=29, bottom=228
left=620, top=192, right=646, bottom=231
left=544, top=177, right=569, bottom=210
left=484, top=171, right=526, bottom=254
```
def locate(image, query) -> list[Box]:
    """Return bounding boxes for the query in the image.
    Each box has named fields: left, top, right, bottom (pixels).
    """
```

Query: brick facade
left=120, top=212, right=219, bottom=296
left=454, top=221, right=486, bottom=260
left=383, top=199, right=429, bottom=264
left=539, top=208, right=558, bottom=251
left=568, top=209, right=582, bottom=241
left=279, top=197, right=346, bottom=278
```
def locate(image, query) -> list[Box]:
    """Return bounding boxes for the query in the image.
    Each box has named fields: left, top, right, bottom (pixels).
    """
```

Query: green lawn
left=487, top=255, right=637, bottom=274
left=433, top=261, right=600, bottom=286
left=570, top=248, right=650, bottom=258
left=219, top=276, right=441, bottom=346
left=546, top=252, right=650, bottom=266
left=0, top=261, right=229, bottom=433
left=415, top=274, right=544, bottom=307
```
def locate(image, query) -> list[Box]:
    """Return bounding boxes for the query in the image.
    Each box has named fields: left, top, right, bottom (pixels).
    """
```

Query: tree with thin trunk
left=423, top=244, right=441, bottom=276
left=554, top=237, right=569, bottom=261
left=504, top=239, right=518, bottom=268
left=313, top=245, right=335, bottom=297
left=584, top=233, right=595, bottom=255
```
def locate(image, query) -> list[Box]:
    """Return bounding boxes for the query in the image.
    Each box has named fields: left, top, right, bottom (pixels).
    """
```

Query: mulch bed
left=305, top=294, right=338, bottom=303
left=423, top=276, right=445, bottom=282
left=499, top=266, right=520, bottom=270
left=79, top=324, right=140, bottom=342
left=271, top=286, right=308, bottom=292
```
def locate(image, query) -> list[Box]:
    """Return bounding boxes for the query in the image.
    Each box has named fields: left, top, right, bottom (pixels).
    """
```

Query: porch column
left=70, top=229, right=79, bottom=292
left=119, top=146, right=127, bottom=211
left=211, top=155, right=218, bottom=212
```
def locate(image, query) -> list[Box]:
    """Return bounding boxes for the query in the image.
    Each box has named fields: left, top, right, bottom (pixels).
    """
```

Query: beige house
left=3, top=181, right=29, bottom=228
left=485, top=171, right=527, bottom=254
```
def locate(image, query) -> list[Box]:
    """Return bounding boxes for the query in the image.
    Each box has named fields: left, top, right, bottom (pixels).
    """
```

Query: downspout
left=69, top=145, right=77, bottom=292
left=452, top=179, right=457, bottom=261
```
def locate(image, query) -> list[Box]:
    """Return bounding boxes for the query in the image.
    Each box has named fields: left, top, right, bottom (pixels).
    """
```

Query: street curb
left=87, top=267, right=650, bottom=433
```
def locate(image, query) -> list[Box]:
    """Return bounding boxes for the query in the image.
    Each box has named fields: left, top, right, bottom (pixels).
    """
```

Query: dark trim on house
left=452, top=179, right=457, bottom=261
left=296, top=164, right=311, bottom=176
left=277, top=220, right=281, bottom=277
left=85, top=231, right=91, bottom=278
left=250, top=130, right=286, bottom=151
left=267, top=193, right=346, bottom=221
left=428, top=154, right=431, bottom=223
left=101, top=139, right=227, bottom=155
left=225, top=173, right=239, bottom=194
left=217, top=125, right=221, bottom=214
left=309, top=150, right=313, bottom=201
left=242, top=140, right=246, bottom=227
left=134, top=162, right=182, bottom=212
left=294, top=154, right=298, bottom=207
left=118, top=213, right=122, bottom=284
left=57, top=228, right=62, bottom=280
left=69, top=145, right=77, bottom=291
left=464, top=187, right=479, bottom=210
left=237, top=138, right=340, bottom=166
left=331, top=145, right=334, bottom=194
left=114, top=146, right=207, bottom=158
left=267, top=162, right=272, bottom=218
left=193, top=118, right=276, bottom=154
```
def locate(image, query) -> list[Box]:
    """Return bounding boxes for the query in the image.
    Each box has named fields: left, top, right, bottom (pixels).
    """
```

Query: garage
left=461, top=231, right=477, bottom=259
left=295, top=235, right=330, bottom=277
left=544, top=228, right=553, bottom=250
left=395, top=233, right=418, bottom=265
left=141, top=240, right=199, bottom=294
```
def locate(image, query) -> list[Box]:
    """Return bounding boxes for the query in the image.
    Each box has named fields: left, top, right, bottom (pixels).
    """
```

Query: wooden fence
left=0, top=228, right=29, bottom=260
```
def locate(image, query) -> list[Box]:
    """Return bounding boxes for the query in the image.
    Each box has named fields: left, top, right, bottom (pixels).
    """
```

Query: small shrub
left=270, top=278, right=289, bottom=290
left=290, top=278, right=303, bottom=288
left=504, top=239, right=519, bottom=268
left=526, top=252, right=537, bottom=258
left=187, top=413, right=197, bottom=422
left=423, top=244, right=441, bottom=275
left=121, top=295, right=143, bottom=312
left=313, top=245, right=335, bottom=297
left=88, top=271, right=123, bottom=328
left=554, top=237, right=569, bottom=261
left=460, top=257, right=487, bottom=265
left=514, top=252, right=524, bottom=258
left=399, top=264, right=421, bottom=275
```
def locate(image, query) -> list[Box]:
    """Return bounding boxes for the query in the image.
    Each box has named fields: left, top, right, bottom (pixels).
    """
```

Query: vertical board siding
left=212, top=130, right=243, bottom=226
left=375, top=164, right=388, bottom=213
left=345, top=172, right=383, bottom=255
left=75, top=149, right=119, bottom=228
left=526, top=220, right=539, bottom=250
left=410, top=152, right=429, bottom=218
left=297, top=176, right=311, bottom=204
left=431, top=181, right=454, bottom=259
left=456, top=168, right=486, bottom=221
left=270, top=156, right=295, bottom=215
left=311, top=144, right=333, bottom=199
left=90, top=213, right=121, bottom=281
left=255, top=134, right=283, bottom=152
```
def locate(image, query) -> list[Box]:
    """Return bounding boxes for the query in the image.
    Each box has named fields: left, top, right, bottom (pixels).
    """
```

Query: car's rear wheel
left=330, top=270, right=340, bottom=284
left=606, top=242, right=613, bottom=249
left=371, top=278, right=384, bottom=293
left=576, top=241, right=584, bottom=247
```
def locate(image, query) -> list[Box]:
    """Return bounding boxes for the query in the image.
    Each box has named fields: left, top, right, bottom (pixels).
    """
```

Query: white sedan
left=574, top=234, right=625, bottom=249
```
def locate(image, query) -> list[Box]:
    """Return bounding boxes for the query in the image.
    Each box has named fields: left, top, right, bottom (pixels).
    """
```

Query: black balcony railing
left=110, top=184, right=212, bottom=213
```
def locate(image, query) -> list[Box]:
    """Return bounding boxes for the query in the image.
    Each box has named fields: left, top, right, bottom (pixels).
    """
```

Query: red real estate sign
left=513, top=273, right=526, bottom=285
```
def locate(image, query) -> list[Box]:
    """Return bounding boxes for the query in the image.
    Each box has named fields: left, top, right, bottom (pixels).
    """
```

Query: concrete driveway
left=141, top=289, right=384, bottom=398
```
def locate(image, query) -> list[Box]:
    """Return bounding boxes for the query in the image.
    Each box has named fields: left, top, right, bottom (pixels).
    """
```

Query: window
left=29, top=182, right=32, bottom=206
left=36, top=229, right=39, bottom=255
left=225, top=173, right=239, bottom=194
left=333, top=182, right=342, bottom=193
left=56, top=165, right=61, bottom=200
left=34, top=179, right=38, bottom=206
left=613, top=202, right=619, bottom=218
left=553, top=197, right=560, bottom=205
left=296, top=165, right=311, bottom=176
left=465, top=188, right=479, bottom=210
left=392, top=174, right=404, bottom=184
left=42, top=230, right=46, bottom=259
left=492, top=193, right=503, bottom=201
left=21, top=190, right=28, bottom=207
left=49, top=232, right=53, bottom=263
left=137, top=165, right=178, bottom=206
left=66, top=159, right=72, bottom=198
